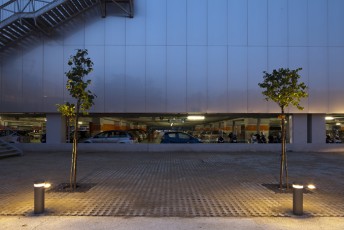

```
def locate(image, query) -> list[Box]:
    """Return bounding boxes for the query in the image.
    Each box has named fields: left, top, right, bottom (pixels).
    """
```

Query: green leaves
left=258, top=68, right=308, bottom=112
left=56, top=49, right=96, bottom=117
left=56, top=102, right=75, bottom=118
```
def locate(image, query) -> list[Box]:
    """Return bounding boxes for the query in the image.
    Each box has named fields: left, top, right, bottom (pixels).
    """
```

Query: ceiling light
left=187, top=115, right=205, bottom=121
left=325, top=116, right=334, bottom=120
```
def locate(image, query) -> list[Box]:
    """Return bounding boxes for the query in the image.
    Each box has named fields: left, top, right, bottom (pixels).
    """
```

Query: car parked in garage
left=83, top=130, right=135, bottom=143
left=160, top=131, right=202, bottom=143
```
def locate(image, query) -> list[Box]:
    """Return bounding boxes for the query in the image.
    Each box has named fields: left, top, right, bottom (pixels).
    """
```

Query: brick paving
left=0, top=150, right=343, bottom=217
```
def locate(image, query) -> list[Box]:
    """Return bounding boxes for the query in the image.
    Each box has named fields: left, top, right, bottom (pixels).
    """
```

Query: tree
left=258, top=68, right=308, bottom=190
left=57, top=49, right=96, bottom=191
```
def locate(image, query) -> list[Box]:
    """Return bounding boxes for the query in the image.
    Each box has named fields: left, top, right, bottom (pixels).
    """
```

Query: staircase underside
left=0, top=0, right=134, bottom=50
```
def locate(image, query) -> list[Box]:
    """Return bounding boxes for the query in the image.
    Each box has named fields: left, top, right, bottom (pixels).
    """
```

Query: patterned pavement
left=0, top=150, right=343, bottom=217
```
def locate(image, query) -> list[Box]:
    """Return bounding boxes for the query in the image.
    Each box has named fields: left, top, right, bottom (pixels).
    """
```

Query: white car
left=84, top=130, right=135, bottom=143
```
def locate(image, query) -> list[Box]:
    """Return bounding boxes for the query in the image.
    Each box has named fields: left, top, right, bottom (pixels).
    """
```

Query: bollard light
left=292, top=183, right=304, bottom=215
left=34, top=181, right=51, bottom=214
left=307, top=184, right=316, bottom=190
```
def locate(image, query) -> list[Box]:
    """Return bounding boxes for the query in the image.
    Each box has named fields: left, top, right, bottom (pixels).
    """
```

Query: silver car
left=84, top=130, right=135, bottom=144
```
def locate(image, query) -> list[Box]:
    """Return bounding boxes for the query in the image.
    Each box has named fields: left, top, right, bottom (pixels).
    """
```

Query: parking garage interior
left=1, top=113, right=343, bottom=144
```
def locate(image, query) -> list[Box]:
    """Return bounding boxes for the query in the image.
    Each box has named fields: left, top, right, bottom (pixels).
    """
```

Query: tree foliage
left=258, top=68, right=308, bottom=112
left=258, top=68, right=308, bottom=190
left=56, top=49, right=95, bottom=191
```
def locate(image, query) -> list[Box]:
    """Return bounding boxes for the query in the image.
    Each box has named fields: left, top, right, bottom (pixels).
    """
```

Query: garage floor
left=0, top=151, right=343, bottom=217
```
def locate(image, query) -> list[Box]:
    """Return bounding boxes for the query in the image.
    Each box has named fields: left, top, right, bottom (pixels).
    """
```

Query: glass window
left=178, top=133, right=190, bottom=140
left=167, top=133, right=176, bottom=138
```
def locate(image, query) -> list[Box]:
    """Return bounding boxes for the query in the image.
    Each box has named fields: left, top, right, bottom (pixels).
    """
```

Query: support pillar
left=311, top=114, right=326, bottom=144
left=291, top=114, right=307, bottom=144
left=46, top=114, right=66, bottom=144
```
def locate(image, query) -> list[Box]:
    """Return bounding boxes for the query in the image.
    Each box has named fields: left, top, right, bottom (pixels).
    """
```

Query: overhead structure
left=0, top=0, right=134, bottom=50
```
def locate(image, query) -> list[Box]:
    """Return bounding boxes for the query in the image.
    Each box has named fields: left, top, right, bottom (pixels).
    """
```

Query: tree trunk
left=282, top=112, right=289, bottom=189
left=279, top=107, right=288, bottom=190
left=74, top=101, right=80, bottom=191
left=69, top=115, right=74, bottom=191
left=69, top=101, right=80, bottom=191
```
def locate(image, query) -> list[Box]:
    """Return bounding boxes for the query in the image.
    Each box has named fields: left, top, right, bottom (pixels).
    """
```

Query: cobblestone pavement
left=0, top=151, right=343, bottom=217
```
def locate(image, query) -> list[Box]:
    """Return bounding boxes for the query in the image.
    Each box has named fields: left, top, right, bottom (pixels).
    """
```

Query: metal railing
left=0, top=0, right=55, bottom=22
left=0, top=0, right=133, bottom=50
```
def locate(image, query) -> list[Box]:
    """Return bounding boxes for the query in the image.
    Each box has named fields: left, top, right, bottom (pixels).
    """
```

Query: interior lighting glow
left=336, top=123, right=341, bottom=126
left=170, top=123, right=173, bottom=127
left=325, top=116, right=334, bottom=120
left=187, top=116, right=205, bottom=121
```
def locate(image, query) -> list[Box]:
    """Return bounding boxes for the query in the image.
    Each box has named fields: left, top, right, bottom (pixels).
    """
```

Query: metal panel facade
left=2, top=51, right=22, bottom=112
left=146, top=46, right=167, bottom=112
left=22, top=46, right=44, bottom=112
left=328, top=0, right=344, bottom=46
left=166, top=46, right=187, bottom=112
left=288, top=0, right=307, bottom=47
left=187, top=46, right=207, bottom=112
left=288, top=47, right=309, bottom=113
left=329, top=47, right=344, bottom=112
left=43, top=45, right=64, bottom=111
left=228, top=47, right=248, bottom=112
left=0, top=0, right=344, bottom=114
left=86, top=46, right=105, bottom=112
left=104, top=46, right=126, bottom=112
left=208, top=46, right=228, bottom=113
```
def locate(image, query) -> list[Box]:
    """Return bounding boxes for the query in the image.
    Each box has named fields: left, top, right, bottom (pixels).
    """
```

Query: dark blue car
left=161, top=132, right=202, bottom=143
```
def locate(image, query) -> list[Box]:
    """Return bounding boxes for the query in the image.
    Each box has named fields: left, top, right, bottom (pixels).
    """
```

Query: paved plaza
left=0, top=149, right=343, bottom=229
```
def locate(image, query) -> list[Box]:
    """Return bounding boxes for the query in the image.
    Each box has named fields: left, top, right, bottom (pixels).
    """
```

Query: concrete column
left=46, top=114, right=66, bottom=144
left=311, top=114, right=326, bottom=144
left=291, top=114, right=307, bottom=144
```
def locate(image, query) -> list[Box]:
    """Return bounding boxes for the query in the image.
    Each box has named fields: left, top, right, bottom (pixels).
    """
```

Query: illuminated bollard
left=292, top=183, right=304, bottom=215
left=34, top=181, right=50, bottom=214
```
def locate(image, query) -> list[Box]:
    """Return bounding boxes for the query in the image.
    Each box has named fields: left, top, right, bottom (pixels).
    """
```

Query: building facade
left=0, top=0, right=344, bottom=146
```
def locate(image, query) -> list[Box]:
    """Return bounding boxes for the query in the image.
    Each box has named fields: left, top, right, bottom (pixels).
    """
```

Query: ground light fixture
left=307, top=184, right=316, bottom=190
left=187, top=115, right=205, bottom=121
left=292, top=183, right=316, bottom=216
left=292, top=183, right=304, bottom=215
left=34, top=181, right=51, bottom=214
